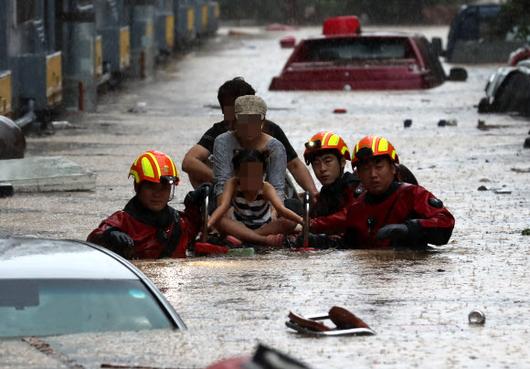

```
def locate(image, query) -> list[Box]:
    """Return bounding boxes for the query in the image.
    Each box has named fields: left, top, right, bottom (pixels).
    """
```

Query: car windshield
left=0, top=279, right=174, bottom=337
left=304, top=38, right=412, bottom=62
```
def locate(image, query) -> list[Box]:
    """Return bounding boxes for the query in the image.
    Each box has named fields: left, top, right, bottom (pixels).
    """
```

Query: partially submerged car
left=269, top=16, right=463, bottom=91
left=0, top=237, right=186, bottom=338
left=478, top=49, right=530, bottom=117
left=445, top=3, right=527, bottom=63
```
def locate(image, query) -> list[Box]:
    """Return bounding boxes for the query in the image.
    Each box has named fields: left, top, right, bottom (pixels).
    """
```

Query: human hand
left=104, top=229, right=135, bottom=258
left=375, top=224, right=409, bottom=241
left=185, top=182, right=212, bottom=207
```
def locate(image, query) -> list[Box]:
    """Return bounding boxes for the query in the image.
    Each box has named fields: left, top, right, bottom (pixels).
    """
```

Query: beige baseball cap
left=234, top=95, right=267, bottom=118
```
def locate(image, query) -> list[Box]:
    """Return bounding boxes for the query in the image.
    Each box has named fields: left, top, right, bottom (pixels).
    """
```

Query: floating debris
left=476, top=120, right=504, bottom=130
left=511, top=168, right=530, bottom=173
left=286, top=306, right=375, bottom=336
left=128, top=101, right=147, bottom=114
left=403, top=119, right=413, bottom=128
left=51, top=121, right=73, bottom=130
left=0, top=183, right=14, bottom=198
left=468, top=310, right=486, bottom=325
left=493, top=189, right=512, bottom=194
left=438, top=119, right=457, bottom=127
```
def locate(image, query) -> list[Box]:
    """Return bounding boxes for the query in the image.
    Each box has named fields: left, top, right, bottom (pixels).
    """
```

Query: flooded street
left=1, top=25, right=530, bottom=368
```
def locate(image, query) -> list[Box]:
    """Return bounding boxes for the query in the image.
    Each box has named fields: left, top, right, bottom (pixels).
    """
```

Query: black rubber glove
left=105, top=228, right=134, bottom=247
left=185, top=182, right=212, bottom=208
left=376, top=224, right=409, bottom=241
left=104, top=228, right=135, bottom=258
left=294, top=233, right=337, bottom=249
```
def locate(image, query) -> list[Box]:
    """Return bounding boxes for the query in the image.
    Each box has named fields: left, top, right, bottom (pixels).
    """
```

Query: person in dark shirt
left=294, top=131, right=421, bottom=249
left=303, top=131, right=357, bottom=218
left=310, top=135, right=455, bottom=250
left=182, top=77, right=317, bottom=198
left=293, top=131, right=357, bottom=248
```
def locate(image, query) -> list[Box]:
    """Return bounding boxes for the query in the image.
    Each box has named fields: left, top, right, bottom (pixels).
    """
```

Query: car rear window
left=0, top=279, right=174, bottom=337
left=302, top=38, right=413, bottom=62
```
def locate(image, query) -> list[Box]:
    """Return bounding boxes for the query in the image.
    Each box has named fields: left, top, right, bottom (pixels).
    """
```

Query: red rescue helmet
left=129, top=150, right=179, bottom=186
left=351, top=135, right=399, bottom=166
left=303, top=131, right=351, bottom=165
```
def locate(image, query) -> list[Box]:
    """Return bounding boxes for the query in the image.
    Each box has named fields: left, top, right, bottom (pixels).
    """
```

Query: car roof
left=0, top=238, right=138, bottom=280
left=300, top=32, right=424, bottom=42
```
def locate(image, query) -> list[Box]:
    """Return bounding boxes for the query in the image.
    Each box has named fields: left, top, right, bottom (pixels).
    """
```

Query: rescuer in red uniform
left=309, top=135, right=455, bottom=249
left=87, top=150, right=207, bottom=259
left=303, top=131, right=358, bottom=218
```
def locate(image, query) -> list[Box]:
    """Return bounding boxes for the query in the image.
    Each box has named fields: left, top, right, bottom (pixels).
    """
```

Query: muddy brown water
left=1, top=26, right=529, bottom=368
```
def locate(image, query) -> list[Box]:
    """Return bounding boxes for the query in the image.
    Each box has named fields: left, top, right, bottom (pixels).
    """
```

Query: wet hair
left=217, top=77, right=256, bottom=109
left=308, top=148, right=342, bottom=164
left=232, top=149, right=268, bottom=173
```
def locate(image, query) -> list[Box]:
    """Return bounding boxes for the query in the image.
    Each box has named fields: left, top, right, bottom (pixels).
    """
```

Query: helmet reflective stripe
left=378, top=138, right=389, bottom=153
left=141, top=156, right=156, bottom=179
left=321, top=131, right=331, bottom=146
left=146, top=152, right=163, bottom=178
left=352, top=135, right=399, bottom=166
left=129, top=169, right=140, bottom=184
left=129, top=150, right=179, bottom=184
left=303, top=130, right=351, bottom=164
left=327, top=134, right=340, bottom=146
left=169, top=156, right=178, bottom=178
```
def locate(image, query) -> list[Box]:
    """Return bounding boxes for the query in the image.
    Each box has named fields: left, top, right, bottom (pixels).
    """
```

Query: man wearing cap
left=182, top=77, right=317, bottom=197
left=309, top=135, right=455, bottom=249
left=211, top=95, right=294, bottom=244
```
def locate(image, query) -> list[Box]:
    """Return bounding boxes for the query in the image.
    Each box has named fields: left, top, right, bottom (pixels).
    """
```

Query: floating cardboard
left=0, top=156, right=96, bottom=192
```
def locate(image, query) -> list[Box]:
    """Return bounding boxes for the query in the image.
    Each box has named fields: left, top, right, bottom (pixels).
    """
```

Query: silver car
left=0, top=237, right=186, bottom=338
left=478, top=58, right=530, bottom=116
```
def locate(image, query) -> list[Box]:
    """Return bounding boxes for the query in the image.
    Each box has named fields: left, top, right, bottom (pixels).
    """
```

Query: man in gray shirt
left=212, top=95, right=292, bottom=245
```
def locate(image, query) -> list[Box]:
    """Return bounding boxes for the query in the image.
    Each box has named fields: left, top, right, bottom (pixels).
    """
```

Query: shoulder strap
left=158, top=208, right=181, bottom=258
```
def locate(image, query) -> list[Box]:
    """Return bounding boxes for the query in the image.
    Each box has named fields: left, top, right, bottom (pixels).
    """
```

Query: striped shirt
left=231, top=188, right=272, bottom=230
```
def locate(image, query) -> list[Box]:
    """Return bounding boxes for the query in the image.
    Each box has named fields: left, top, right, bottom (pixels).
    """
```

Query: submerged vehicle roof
left=302, top=31, right=431, bottom=41
left=0, top=237, right=137, bottom=279
left=269, top=16, right=447, bottom=91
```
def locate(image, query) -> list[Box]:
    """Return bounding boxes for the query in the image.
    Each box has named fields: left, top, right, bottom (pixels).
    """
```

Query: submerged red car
left=270, top=16, right=457, bottom=91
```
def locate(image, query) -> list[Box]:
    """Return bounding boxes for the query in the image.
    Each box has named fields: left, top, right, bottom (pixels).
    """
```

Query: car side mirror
left=431, top=37, right=444, bottom=57
left=280, top=36, right=296, bottom=48
left=447, top=67, right=468, bottom=82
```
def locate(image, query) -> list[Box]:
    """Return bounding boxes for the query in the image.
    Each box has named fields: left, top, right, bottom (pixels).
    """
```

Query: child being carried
left=208, top=149, right=303, bottom=246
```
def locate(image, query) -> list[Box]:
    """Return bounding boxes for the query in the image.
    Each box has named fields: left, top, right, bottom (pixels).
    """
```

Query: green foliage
left=218, top=0, right=469, bottom=24
left=497, top=0, right=530, bottom=40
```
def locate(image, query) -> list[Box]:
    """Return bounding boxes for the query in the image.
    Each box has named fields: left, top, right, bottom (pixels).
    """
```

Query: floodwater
left=1, top=25, right=530, bottom=368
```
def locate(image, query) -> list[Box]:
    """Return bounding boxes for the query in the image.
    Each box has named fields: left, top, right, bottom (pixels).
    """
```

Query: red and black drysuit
left=87, top=194, right=201, bottom=259
left=311, top=164, right=417, bottom=218
left=310, top=181, right=455, bottom=249
left=298, top=172, right=359, bottom=249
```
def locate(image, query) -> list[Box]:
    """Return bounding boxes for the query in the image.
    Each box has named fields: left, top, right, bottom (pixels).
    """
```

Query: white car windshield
left=0, top=279, right=173, bottom=337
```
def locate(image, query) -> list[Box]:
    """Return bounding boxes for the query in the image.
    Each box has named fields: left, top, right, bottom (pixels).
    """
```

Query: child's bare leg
left=216, top=216, right=269, bottom=244
left=256, top=218, right=297, bottom=236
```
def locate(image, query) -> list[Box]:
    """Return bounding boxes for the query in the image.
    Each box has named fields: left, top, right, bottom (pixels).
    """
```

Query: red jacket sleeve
left=310, top=206, right=349, bottom=234
left=86, top=211, right=128, bottom=247
left=408, top=186, right=455, bottom=246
